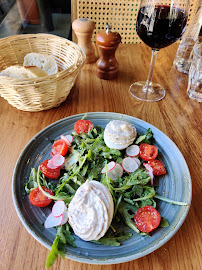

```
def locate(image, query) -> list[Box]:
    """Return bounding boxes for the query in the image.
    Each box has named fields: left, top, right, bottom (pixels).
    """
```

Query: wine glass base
left=129, top=81, right=166, bottom=102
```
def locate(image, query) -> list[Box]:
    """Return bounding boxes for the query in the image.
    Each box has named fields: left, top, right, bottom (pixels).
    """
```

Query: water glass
left=174, top=37, right=196, bottom=74
left=187, top=43, right=202, bottom=102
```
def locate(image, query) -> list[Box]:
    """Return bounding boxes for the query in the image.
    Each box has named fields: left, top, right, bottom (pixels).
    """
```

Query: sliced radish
left=143, top=163, right=154, bottom=185
left=52, top=154, right=65, bottom=167
left=132, top=157, right=141, bottom=167
left=52, top=201, right=67, bottom=218
left=47, top=158, right=58, bottom=169
left=101, top=161, right=116, bottom=174
left=108, top=163, right=123, bottom=181
left=115, top=163, right=124, bottom=176
left=126, top=145, right=140, bottom=157
left=60, top=210, right=69, bottom=225
left=44, top=213, right=62, bottom=228
left=65, top=135, right=73, bottom=143
left=61, top=135, right=71, bottom=146
left=61, top=135, right=73, bottom=146
left=122, top=157, right=138, bottom=173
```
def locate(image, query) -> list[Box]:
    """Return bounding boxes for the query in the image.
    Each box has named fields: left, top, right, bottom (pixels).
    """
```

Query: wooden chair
left=71, top=0, right=199, bottom=44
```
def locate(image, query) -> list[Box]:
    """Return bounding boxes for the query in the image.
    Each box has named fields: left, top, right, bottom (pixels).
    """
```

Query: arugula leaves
left=46, top=224, right=76, bottom=269
left=25, top=168, right=49, bottom=194
left=25, top=168, right=38, bottom=194
left=46, top=235, right=65, bottom=269
left=135, top=128, right=153, bottom=144
left=118, top=202, right=140, bottom=234
left=160, top=217, right=169, bottom=227
left=92, top=230, right=132, bottom=246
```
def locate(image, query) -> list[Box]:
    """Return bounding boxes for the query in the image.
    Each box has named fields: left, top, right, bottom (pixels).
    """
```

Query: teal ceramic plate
left=12, top=112, right=192, bottom=264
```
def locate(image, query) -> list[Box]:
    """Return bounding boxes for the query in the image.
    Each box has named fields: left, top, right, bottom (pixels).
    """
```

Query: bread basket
left=0, top=34, right=85, bottom=112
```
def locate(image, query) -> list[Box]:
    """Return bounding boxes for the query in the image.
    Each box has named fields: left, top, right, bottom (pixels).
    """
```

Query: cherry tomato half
left=74, top=119, right=93, bottom=135
left=139, top=143, right=158, bottom=161
left=51, top=139, right=68, bottom=157
left=29, top=187, right=54, bottom=207
left=40, top=159, right=61, bottom=179
left=148, top=160, right=166, bottom=175
left=134, top=205, right=161, bottom=233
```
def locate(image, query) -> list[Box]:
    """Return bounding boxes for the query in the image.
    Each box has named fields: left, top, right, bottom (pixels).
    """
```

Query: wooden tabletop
left=0, top=43, right=201, bottom=270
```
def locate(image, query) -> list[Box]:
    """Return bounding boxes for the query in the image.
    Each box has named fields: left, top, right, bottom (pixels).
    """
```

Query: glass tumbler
left=187, top=43, right=202, bottom=102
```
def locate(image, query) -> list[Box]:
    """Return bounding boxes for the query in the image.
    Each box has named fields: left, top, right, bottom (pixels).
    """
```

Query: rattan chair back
left=71, top=0, right=199, bottom=44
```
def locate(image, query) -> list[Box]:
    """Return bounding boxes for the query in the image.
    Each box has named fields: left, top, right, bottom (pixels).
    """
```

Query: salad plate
left=12, top=112, right=192, bottom=264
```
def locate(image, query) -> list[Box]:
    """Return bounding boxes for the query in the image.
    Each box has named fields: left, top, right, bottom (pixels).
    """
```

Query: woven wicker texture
left=0, top=34, right=85, bottom=112
left=72, top=0, right=198, bottom=44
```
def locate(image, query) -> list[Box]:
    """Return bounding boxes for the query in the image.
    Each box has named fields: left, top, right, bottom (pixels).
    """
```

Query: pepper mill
left=72, top=18, right=96, bottom=64
left=95, top=24, right=121, bottom=80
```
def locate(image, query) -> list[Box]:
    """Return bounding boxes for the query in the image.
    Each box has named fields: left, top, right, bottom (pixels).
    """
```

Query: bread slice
left=0, top=65, right=47, bottom=79
left=23, top=53, right=58, bottom=75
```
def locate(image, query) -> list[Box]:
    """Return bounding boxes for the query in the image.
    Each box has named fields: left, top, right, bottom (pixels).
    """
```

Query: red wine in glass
left=137, top=5, right=187, bottom=49
left=129, top=1, right=189, bottom=102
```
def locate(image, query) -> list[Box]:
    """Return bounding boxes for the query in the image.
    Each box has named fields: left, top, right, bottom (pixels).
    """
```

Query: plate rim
left=12, top=112, right=192, bottom=265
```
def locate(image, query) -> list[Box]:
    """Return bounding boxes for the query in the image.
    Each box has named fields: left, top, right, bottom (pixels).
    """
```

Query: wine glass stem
left=143, top=49, right=159, bottom=92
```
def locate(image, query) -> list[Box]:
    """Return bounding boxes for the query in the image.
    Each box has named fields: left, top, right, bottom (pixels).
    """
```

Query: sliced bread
left=23, top=53, right=58, bottom=75
left=0, top=65, right=47, bottom=79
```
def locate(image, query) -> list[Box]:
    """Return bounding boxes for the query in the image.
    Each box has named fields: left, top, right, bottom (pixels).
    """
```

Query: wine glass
left=129, top=0, right=190, bottom=102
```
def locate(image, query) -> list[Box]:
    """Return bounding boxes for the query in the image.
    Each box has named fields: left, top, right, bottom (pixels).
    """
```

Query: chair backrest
left=71, top=0, right=199, bottom=44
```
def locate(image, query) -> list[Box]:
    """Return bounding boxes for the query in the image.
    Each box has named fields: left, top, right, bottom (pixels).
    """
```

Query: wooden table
left=0, top=43, right=201, bottom=270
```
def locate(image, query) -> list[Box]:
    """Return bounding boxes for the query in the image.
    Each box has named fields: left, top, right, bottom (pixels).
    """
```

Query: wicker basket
left=0, top=34, right=85, bottom=112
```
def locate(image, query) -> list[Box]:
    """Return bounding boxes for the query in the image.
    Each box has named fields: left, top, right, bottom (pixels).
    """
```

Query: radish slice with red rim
left=61, top=135, right=71, bottom=146
left=143, top=163, right=154, bottom=185
left=52, top=201, right=67, bottom=218
left=132, top=157, right=141, bottom=167
left=65, top=135, right=73, bottom=143
left=60, top=135, right=74, bottom=146
left=101, top=161, right=116, bottom=174
left=122, top=157, right=139, bottom=173
left=52, top=154, right=65, bottom=167
left=60, top=210, right=68, bottom=225
left=126, top=145, right=140, bottom=157
left=44, top=213, right=62, bottom=228
left=108, top=163, right=123, bottom=181
left=115, top=163, right=124, bottom=176
left=47, top=159, right=58, bottom=169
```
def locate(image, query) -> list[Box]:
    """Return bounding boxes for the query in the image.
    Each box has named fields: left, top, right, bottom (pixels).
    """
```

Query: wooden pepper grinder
left=72, top=18, right=96, bottom=64
left=95, top=24, right=121, bottom=80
